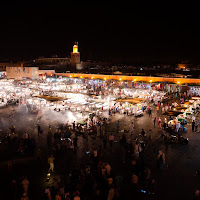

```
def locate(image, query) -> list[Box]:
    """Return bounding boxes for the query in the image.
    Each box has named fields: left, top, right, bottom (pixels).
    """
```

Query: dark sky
left=0, top=2, right=199, bottom=64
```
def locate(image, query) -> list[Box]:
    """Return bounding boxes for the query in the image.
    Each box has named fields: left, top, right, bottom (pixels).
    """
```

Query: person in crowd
left=116, top=120, right=120, bottom=133
left=48, top=125, right=52, bottom=135
left=45, top=186, right=52, bottom=200
left=21, top=193, right=29, bottom=200
left=103, top=134, right=107, bottom=148
left=194, top=190, right=200, bottom=200
left=129, top=122, right=134, bottom=136
left=192, top=120, right=195, bottom=132
left=48, top=154, right=55, bottom=172
left=148, top=107, right=152, bottom=117
left=65, top=192, right=71, bottom=200
left=153, top=117, right=156, bottom=128
left=37, top=124, right=41, bottom=136
left=73, top=191, right=80, bottom=200
left=140, top=129, right=146, bottom=137
left=105, top=162, right=112, bottom=175
left=109, top=133, right=114, bottom=148
left=158, top=117, right=161, bottom=128
left=156, top=106, right=159, bottom=113
left=107, top=184, right=115, bottom=200
left=22, top=176, right=29, bottom=195
left=73, top=121, right=76, bottom=130
left=195, top=119, right=199, bottom=132
left=10, top=179, right=17, bottom=200
left=157, top=150, right=165, bottom=170
left=55, top=192, right=62, bottom=200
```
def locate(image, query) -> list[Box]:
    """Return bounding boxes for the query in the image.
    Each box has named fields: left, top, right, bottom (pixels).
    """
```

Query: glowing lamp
left=70, top=75, right=72, bottom=78
left=177, top=81, right=180, bottom=84
left=91, top=77, right=94, bottom=79
left=150, top=80, right=152, bottom=83
left=134, top=79, right=136, bottom=82
left=80, top=76, right=82, bottom=78
left=104, top=78, right=106, bottom=80
left=119, top=78, right=121, bottom=81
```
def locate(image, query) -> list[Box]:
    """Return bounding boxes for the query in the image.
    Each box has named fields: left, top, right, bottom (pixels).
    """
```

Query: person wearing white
left=105, top=163, right=111, bottom=175
left=22, top=177, right=29, bottom=194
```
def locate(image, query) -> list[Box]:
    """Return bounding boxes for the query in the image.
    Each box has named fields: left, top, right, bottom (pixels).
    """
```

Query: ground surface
left=0, top=102, right=200, bottom=200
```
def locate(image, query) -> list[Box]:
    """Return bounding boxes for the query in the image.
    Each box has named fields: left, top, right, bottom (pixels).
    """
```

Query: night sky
left=0, top=2, right=199, bottom=64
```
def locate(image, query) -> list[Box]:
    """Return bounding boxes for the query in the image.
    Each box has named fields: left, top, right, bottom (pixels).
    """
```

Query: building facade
left=6, top=65, right=39, bottom=80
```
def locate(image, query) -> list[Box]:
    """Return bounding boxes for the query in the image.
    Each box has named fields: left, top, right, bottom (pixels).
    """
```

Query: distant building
left=34, top=57, right=70, bottom=66
left=71, top=41, right=80, bottom=67
left=6, top=63, right=39, bottom=80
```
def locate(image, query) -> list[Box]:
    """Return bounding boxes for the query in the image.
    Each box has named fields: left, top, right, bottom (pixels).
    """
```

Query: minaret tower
left=71, top=41, right=80, bottom=67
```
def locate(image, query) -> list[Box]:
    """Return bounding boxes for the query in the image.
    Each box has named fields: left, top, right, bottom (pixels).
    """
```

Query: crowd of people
left=0, top=125, right=36, bottom=157
left=1, top=89, right=200, bottom=200
left=42, top=124, right=160, bottom=200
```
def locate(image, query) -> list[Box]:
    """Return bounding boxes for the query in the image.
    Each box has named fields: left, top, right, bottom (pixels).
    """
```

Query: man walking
left=192, top=120, right=195, bottom=132
left=195, top=119, right=199, bottom=132
left=37, top=124, right=41, bottom=136
left=149, top=108, right=152, bottom=117
left=48, top=154, right=55, bottom=172
left=129, top=122, right=134, bottom=136
left=153, top=117, right=156, bottom=128
left=22, top=177, right=29, bottom=195
left=73, top=121, right=76, bottom=130
left=116, top=120, right=120, bottom=133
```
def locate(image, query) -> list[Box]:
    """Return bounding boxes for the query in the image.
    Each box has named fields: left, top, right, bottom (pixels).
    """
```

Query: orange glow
left=91, top=77, right=94, bottom=79
left=104, top=77, right=106, bottom=80
left=80, top=76, right=82, bottom=78
left=70, top=75, right=72, bottom=78
left=177, top=81, right=180, bottom=84
left=150, top=80, right=152, bottom=82
left=54, top=73, right=200, bottom=85
left=178, top=64, right=186, bottom=69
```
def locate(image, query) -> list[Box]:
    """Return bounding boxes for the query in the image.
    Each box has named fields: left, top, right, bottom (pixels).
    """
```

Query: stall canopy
left=116, top=98, right=144, bottom=105
left=35, top=95, right=65, bottom=101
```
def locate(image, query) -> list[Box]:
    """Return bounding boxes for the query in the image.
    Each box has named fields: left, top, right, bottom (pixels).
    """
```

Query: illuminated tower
left=71, top=41, right=80, bottom=67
